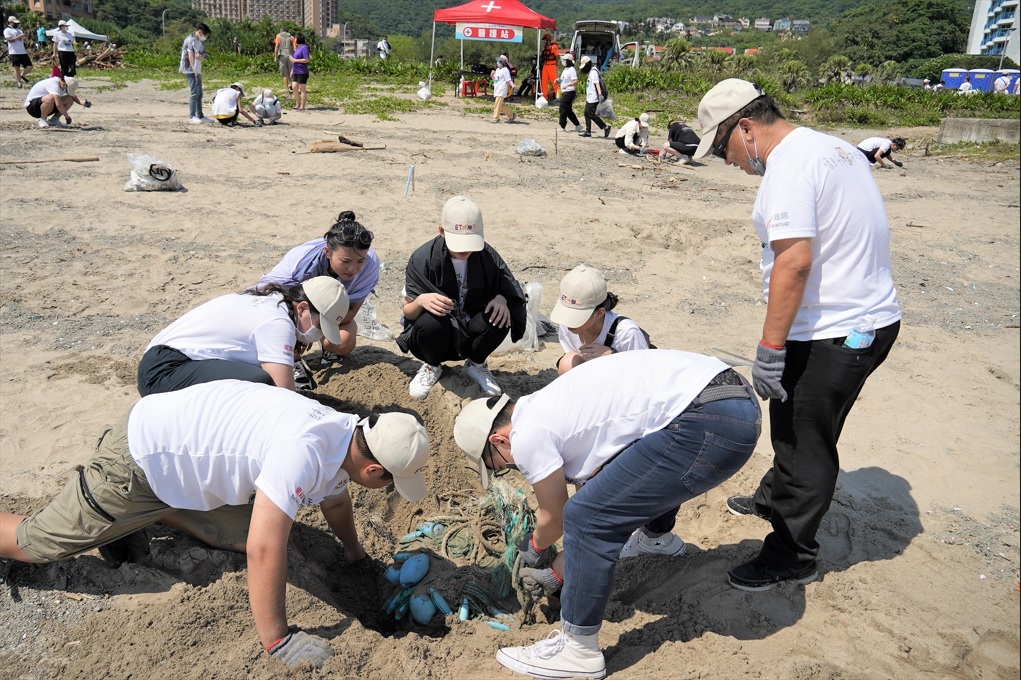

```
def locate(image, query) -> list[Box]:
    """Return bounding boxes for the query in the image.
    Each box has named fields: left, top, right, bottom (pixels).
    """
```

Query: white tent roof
left=45, top=19, right=108, bottom=42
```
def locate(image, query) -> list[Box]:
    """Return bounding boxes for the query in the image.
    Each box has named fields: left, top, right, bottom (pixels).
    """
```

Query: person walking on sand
left=5, top=16, right=32, bottom=88
left=137, top=276, right=348, bottom=396
left=490, top=55, right=515, bottom=123
left=273, top=28, right=295, bottom=94
left=693, top=78, right=900, bottom=592
left=52, top=19, right=76, bottom=77
left=23, top=75, right=89, bottom=128
left=180, top=22, right=211, bottom=123
left=578, top=56, right=609, bottom=138
left=453, top=350, right=760, bottom=679
left=0, top=379, right=431, bottom=670
left=290, top=33, right=310, bottom=110
left=539, top=34, right=560, bottom=100
left=557, top=52, right=581, bottom=132
left=396, top=196, right=527, bottom=400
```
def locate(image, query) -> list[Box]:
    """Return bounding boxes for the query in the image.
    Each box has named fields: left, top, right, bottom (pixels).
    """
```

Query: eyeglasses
left=482, top=442, right=517, bottom=477
left=335, top=225, right=373, bottom=248
left=712, top=121, right=738, bottom=160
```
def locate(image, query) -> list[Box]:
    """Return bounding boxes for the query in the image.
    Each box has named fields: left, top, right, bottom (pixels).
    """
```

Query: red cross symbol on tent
left=480, top=1, right=501, bottom=11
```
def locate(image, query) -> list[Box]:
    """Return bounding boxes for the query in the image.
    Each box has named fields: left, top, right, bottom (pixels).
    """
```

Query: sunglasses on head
left=336, top=224, right=373, bottom=247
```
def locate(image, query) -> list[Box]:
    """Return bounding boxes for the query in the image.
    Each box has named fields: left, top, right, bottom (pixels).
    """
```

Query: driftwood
left=22, top=45, right=124, bottom=71
left=0, top=156, right=99, bottom=165
left=309, top=140, right=385, bottom=153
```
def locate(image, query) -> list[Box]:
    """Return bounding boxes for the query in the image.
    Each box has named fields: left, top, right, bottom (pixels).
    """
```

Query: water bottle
left=843, top=316, right=876, bottom=349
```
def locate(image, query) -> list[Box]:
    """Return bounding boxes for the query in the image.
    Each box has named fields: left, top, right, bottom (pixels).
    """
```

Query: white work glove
left=268, top=631, right=332, bottom=668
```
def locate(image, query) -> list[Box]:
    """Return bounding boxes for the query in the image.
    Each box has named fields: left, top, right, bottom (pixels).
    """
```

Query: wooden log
left=309, top=141, right=385, bottom=153
left=0, top=157, right=99, bottom=165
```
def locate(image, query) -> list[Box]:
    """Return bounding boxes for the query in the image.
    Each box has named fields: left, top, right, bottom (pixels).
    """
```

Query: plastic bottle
left=843, top=316, right=876, bottom=349
left=458, top=597, right=470, bottom=621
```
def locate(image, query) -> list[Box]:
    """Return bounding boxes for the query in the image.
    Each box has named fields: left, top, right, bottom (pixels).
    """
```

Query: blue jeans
left=186, top=73, right=203, bottom=118
left=560, top=393, right=761, bottom=635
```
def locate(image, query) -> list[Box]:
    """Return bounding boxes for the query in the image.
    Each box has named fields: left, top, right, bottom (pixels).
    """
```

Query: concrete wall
left=936, top=117, right=1021, bottom=144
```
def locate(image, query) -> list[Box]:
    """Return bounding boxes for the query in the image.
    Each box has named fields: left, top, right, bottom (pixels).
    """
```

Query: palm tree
left=660, top=37, right=692, bottom=71
left=728, top=53, right=757, bottom=76
left=780, top=59, right=810, bottom=93
left=820, top=55, right=851, bottom=85
left=873, top=60, right=899, bottom=85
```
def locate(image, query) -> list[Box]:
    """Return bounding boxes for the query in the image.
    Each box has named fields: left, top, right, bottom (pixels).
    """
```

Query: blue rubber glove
left=518, top=533, right=552, bottom=569
left=752, top=342, right=788, bottom=402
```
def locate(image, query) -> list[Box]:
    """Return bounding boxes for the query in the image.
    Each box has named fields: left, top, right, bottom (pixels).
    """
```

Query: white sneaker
left=679, top=154, right=692, bottom=165
left=619, top=529, right=686, bottom=559
left=189, top=116, right=202, bottom=124
left=37, top=118, right=50, bottom=128
left=496, top=629, right=606, bottom=679
left=573, top=125, right=583, bottom=133
left=462, top=360, right=502, bottom=396
left=198, top=116, right=214, bottom=123
left=409, top=363, right=443, bottom=399
left=617, top=148, right=630, bottom=155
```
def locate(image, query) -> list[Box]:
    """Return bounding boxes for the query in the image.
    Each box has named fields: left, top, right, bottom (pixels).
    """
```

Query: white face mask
left=198, top=34, right=207, bottom=42
left=296, top=324, right=324, bottom=344
left=741, top=134, right=766, bottom=176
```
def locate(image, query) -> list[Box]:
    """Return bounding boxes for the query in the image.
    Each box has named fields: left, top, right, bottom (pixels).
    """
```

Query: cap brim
left=443, top=231, right=484, bottom=253
left=549, top=301, right=594, bottom=329
left=319, top=318, right=341, bottom=345
left=476, top=457, right=491, bottom=490
left=393, top=473, right=427, bottom=502
left=694, top=124, right=720, bottom=159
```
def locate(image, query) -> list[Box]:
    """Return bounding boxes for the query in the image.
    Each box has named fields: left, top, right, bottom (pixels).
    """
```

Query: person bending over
left=662, top=119, right=701, bottom=164
left=212, top=81, right=260, bottom=127
left=614, top=113, right=649, bottom=155
left=856, top=136, right=905, bottom=169
left=23, top=75, right=89, bottom=128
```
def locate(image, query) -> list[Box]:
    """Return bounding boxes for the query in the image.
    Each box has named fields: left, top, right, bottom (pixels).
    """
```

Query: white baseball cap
left=639, top=112, right=650, bottom=128
left=360, top=414, right=430, bottom=502
left=453, top=394, right=511, bottom=489
left=63, top=77, right=79, bottom=96
left=549, top=264, right=608, bottom=328
left=58, top=20, right=68, bottom=26
left=302, top=276, right=350, bottom=345
left=579, top=55, right=592, bottom=68
left=440, top=196, right=484, bottom=253
left=693, top=78, right=765, bottom=159
left=8, top=16, right=20, bottom=24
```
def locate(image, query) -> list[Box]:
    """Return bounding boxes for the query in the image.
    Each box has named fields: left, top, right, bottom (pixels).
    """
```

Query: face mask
left=198, top=34, right=207, bottom=42
left=741, top=134, right=766, bottom=176
left=296, top=324, right=324, bottom=344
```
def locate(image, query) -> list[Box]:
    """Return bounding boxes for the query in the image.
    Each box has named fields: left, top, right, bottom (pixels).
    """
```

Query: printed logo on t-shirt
left=290, top=485, right=315, bottom=507
left=284, top=343, right=294, bottom=352
left=767, top=211, right=790, bottom=232
left=307, top=406, right=330, bottom=421
left=824, top=147, right=857, bottom=169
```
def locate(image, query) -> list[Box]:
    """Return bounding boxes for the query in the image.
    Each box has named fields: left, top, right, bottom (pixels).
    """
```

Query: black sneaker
left=579, top=131, right=592, bottom=137
left=728, top=557, right=819, bottom=592
left=294, top=360, right=317, bottom=391
left=603, top=126, right=611, bottom=138
left=727, top=495, right=770, bottom=521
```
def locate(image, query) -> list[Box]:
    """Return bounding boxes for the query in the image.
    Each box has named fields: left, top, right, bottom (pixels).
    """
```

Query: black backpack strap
left=604, top=316, right=626, bottom=347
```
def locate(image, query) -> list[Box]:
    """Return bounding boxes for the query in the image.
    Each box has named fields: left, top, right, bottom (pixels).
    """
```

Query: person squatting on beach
left=693, top=78, right=901, bottom=592
left=0, top=380, right=432, bottom=670
left=23, top=75, right=89, bottom=128
left=614, top=113, right=650, bottom=155
left=453, top=350, right=761, bottom=679
left=397, top=196, right=527, bottom=400
left=137, top=276, right=349, bottom=396
left=211, top=81, right=261, bottom=127
left=662, top=119, right=701, bottom=164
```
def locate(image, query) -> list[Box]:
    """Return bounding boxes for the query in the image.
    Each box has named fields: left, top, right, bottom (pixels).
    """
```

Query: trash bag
left=595, top=97, right=616, bottom=120
left=492, top=282, right=545, bottom=355
left=355, top=294, right=393, bottom=341
left=516, top=139, right=547, bottom=157
left=417, top=81, right=432, bottom=100
left=534, top=95, right=548, bottom=109
left=123, top=153, right=184, bottom=192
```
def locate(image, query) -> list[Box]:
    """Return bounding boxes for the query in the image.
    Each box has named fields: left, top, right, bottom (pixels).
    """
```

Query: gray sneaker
left=462, top=360, right=502, bottom=396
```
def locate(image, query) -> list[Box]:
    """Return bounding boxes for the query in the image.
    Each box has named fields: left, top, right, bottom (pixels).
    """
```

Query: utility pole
left=161, top=9, right=170, bottom=36
left=997, top=25, right=1016, bottom=71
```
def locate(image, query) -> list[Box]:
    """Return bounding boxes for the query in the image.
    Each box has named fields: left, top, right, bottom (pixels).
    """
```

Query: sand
left=0, top=78, right=1018, bottom=680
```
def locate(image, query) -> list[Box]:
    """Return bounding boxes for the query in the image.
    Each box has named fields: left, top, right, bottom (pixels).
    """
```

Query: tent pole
left=428, top=22, right=436, bottom=89
left=460, top=39, right=464, bottom=70
left=535, top=30, right=541, bottom=103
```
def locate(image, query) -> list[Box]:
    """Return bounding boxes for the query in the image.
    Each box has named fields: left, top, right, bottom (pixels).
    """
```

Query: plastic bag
left=355, top=294, right=393, bottom=341
left=416, top=81, right=432, bottom=100
left=534, top=95, right=548, bottom=109
left=123, top=153, right=183, bottom=192
left=595, top=97, right=616, bottom=120
left=492, top=282, right=545, bottom=355
left=516, top=139, right=547, bottom=157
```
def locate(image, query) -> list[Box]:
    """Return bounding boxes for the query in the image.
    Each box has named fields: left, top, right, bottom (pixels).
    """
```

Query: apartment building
left=966, top=0, right=1019, bottom=64
left=24, top=0, right=94, bottom=20
left=190, top=0, right=338, bottom=37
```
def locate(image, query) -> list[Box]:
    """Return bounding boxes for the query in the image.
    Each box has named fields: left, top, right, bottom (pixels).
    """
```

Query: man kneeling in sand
left=24, top=75, right=90, bottom=128
left=0, top=379, right=431, bottom=669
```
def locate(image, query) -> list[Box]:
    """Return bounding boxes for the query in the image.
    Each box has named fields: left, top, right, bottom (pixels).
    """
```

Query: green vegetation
left=924, top=140, right=1021, bottom=162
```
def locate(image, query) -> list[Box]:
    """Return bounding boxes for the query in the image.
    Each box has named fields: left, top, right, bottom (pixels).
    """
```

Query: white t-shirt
left=493, top=66, right=512, bottom=98
left=752, top=126, right=901, bottom=341
left=559, top=66, right=577, bottom=92
left=857, top=137, right=891, bottom=155
left=53, top=29, right=75, bottom=51
left=510, top=350, right=728, bottom=486
left=585, top=69, right=602, bottom=103
left=23, top=77, right=64, bottom=107
left=959, top=81, right=972, bottom=92
left=211, top=87, right=242, bottom=117
left=615, top=119, right=648, bottom=146
left=557, top=311, right=648, bottom=354
left=146, top=292, right=296, bottom=367
left=128, top=380, right=353, bottom=517
left=993, top=76, right=1010, bottom=93
left=5, top=27, right=28, bottom=55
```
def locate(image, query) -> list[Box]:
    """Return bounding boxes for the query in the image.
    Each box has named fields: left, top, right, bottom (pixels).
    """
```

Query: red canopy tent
left=428, top=0, right=557, bottom=100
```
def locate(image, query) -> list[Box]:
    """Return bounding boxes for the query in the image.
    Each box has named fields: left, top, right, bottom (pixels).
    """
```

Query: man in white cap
left=693, top=78, right=901, bottom=591
left=4, top=16, right=33, bottom=87
left=452, top=350, right=760, bottom=679
left=23, top=74, right=89, bottom=128
left=396, top=196, right=527, bottom=400
left=52, top=19, right=76, bottom=76
left=0, top=379, right=431, bottom=669
left=211, top=81, right=261, bottom=127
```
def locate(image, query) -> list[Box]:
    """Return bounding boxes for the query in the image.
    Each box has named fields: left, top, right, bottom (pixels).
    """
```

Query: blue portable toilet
left=969, top=68, right=995, bottom=92
left=995, top=69, right=1020, bottom=92
left=941, top=67, right=968, bottom=89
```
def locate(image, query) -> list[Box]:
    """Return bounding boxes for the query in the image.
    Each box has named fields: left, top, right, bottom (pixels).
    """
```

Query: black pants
left=615, top=136, right=638, bottom=154
left=137, top=345, right=274, bottom=396
left=58, top=50, right=76, bottom=77
left=405, top=311, right=508, bottom=366
left=558, top=90, right=580, bottom=129
left=751, top=321, right=900, bottom=568
left=668, top=141, right=698, bottom=156
left=584, top=101, right=606, bottom=134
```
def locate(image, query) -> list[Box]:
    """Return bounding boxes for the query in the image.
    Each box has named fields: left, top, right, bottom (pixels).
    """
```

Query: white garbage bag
left=123, top=153, right=183, bottom=192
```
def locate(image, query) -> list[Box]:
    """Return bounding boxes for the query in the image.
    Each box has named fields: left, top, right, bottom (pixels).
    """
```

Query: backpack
left=604, top=316, right=655, bottom=350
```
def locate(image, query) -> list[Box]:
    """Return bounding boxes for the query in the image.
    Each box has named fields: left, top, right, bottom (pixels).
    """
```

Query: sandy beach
left=0, top=77, right=1018, bottom=679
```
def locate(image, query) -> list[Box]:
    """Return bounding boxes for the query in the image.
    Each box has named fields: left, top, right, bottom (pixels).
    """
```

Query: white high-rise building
left=966, top=0, right=1019, bottom=65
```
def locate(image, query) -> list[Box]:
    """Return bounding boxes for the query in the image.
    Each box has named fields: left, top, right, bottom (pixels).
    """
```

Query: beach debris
left=0, top=157, right=98, bottom=165
left=410, top=592, right=437, bottom=625
left=517, top=139, right=547, bottom=157
left=309, top=139, right=384, bottom=153
left=399, top=553, right=430, bottom=587
left=124, top=154, right=183, bottom=192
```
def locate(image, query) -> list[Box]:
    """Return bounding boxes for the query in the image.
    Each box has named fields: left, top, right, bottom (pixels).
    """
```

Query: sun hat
left=440, top=195, right=484, bottom=253
left=360, top=413, right=430, bottom=502
left=301, top=276, right=350, bottom=345
left=549, top=264, right=608, bottom=328
left=63, top=76, right=79, bottom=96
left=639, top=112, right=650, bottom=128
left=230, top=81, right=244, bottom=95
left=58, top=19, right=68, bottom=26
left=453, top=394, right=511, bottom=489
left=693, top=78, right=765, bottom=159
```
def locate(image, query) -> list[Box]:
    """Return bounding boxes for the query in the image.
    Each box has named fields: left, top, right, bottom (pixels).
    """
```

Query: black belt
left=690, top=369, right=750, bottom=408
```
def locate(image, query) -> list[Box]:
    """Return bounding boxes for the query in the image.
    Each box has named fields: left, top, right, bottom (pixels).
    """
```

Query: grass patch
left=927, top=140, right=1021, bottom=162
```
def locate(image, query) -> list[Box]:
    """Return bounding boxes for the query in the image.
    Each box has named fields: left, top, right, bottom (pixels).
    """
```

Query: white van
left=568, top=20, right=639, bottom=70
